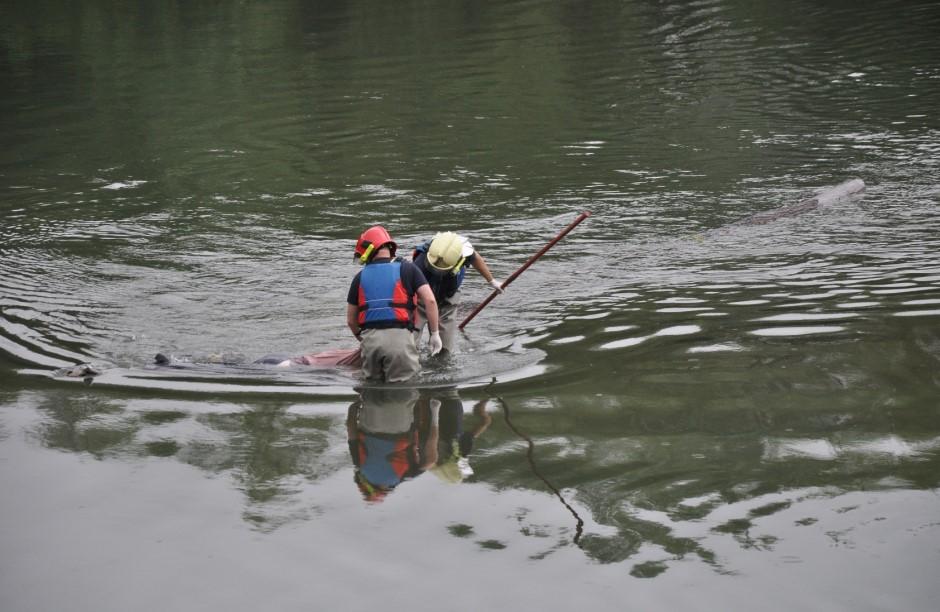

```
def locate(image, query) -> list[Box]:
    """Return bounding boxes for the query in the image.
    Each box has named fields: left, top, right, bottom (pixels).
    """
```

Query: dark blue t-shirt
left=413, top=247, right=478, bottom=303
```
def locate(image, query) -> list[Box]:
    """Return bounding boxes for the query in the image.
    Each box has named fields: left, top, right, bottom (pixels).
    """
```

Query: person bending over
left=411, top=231, right=502, bottom=354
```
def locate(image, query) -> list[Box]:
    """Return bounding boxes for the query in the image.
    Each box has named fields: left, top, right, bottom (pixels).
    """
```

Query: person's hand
left=490, top=278, right=504, bottom=293
left=429, top=331, right=443, bottom=355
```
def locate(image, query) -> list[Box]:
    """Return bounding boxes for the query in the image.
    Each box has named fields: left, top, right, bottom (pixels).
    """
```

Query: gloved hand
left=429, top=331, right=443, bottom=355
left=490, top=278, right=504, bottom=293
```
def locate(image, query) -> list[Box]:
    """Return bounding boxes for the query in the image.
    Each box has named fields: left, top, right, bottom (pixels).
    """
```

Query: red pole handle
left=458, top=211, right=592, bottom=331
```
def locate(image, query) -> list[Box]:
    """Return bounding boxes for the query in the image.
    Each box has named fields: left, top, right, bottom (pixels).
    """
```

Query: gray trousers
left=359, top=328, right=421, bottom=383
left=415, top=293, right=459, bottom=353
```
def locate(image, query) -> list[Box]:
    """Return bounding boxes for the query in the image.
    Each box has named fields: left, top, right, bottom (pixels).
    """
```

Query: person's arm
left=407, top=263, right=442, bottom=354
left=418, top=399, right=441, bottom=471
left=470, top=399, right=493, bottom=437
left=347, top=401, right=361, bottom=464
left=416, top=284, right=439, bottom=334
left=416, top=284, right=442, bottom=354
left=470, top=252, right=502, bottom=292
left=458, top=399, right=492, bottom=457
left=346, top=276, right=362, bottom=341
left=346, top=303, right=361, bottom=341
left=347, top=401, right=361, bottom=439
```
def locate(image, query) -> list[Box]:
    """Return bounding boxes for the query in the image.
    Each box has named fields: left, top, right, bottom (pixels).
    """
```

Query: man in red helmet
left=346, top=226, right=442, bottom=382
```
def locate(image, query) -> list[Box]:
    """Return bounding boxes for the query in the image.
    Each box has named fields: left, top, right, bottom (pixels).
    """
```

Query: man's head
left=355, top=225, right=397, bottom=264
left=426, top=231, right=472, bottom=274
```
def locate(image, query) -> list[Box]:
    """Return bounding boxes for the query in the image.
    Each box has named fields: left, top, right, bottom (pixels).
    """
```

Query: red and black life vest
left=357, top=261, right=415, bottom=328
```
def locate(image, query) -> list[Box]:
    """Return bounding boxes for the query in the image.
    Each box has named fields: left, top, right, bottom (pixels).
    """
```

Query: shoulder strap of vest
left=412, top=241, right=431, bottom=258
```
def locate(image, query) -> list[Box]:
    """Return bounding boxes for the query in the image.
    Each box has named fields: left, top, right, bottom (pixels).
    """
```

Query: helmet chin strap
left=358, top=243, right=375, bottom=264
left=429, top=255, right=465, bottom=275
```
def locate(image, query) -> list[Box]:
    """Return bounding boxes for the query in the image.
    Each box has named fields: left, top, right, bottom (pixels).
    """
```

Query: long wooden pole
left=458, top=211, right=591, bottom=331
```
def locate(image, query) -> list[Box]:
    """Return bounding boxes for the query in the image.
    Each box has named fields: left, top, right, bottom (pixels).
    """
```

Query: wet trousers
left=359, top=327, right=420, bottom=383
left=415, top=293, right=459, bottom=353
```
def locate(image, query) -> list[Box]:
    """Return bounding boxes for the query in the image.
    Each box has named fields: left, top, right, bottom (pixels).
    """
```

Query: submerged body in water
left=732, top=178, right=865, bottom=226
left=154, top=348, right=362, bottom=369
left=252, top=348, right=361, bottom=368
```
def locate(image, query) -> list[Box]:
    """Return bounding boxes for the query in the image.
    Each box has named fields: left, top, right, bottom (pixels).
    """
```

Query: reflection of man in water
left=347, top=387, right=439, bottom=501
left=421, top=388, right=492, bottom=484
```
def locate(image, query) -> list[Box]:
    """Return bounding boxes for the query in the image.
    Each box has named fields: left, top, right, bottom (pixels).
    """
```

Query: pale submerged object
left=735, top=178, right=866, bottom=226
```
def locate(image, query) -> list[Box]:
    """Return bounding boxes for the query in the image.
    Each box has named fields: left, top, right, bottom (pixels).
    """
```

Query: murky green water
left=2, top=1, right=939, bottom=610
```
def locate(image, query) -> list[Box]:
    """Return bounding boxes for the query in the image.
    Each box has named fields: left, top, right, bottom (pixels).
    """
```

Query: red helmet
left=355, top=226, right=397, bottom=263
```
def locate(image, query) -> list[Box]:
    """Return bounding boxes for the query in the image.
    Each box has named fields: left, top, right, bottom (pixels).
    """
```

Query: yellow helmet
left=427, top=232, right=471, bottom=273
left=429, top=460, right=464, bottom=484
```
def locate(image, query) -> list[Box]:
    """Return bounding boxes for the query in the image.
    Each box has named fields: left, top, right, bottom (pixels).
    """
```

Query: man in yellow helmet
left=411, top=232, right=503, bottom=354
left=422, top=388, right=492, bottom=484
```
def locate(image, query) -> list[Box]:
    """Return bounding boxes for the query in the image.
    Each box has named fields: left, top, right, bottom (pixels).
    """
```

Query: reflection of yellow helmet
left=430, top=440, right=472, bottom=483
left=430, top=461, right=463, bottom=484
left=427, top=232, right=469, bottom=273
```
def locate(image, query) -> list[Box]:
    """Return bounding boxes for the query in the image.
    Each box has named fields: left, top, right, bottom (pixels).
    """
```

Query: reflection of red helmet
left=355, top=226, right=397, bottom=263
left=355, top=471, right=391, bottom=503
